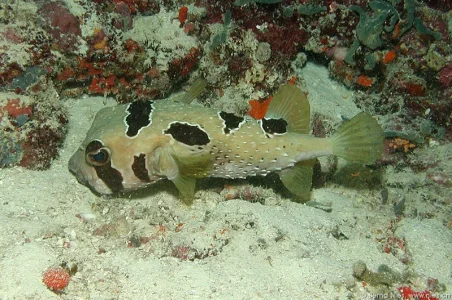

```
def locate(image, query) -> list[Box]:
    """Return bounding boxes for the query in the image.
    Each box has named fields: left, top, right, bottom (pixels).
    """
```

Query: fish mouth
left=68, top=150, right=95, bottom=189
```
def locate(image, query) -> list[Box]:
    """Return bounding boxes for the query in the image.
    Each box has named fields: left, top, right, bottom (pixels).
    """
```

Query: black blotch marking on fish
left=164, top=122, right=210, bottom=146
left=218, top=111, right=245, bottom=134
left=261, top=118, right=288, bottom=135
left=86, top=141, right=124, bottom=192
left=132, top=154, right=151, bottom=182
left=125, top=100, right=154, bottom=137
left=94, top=164, right=124, bottom=192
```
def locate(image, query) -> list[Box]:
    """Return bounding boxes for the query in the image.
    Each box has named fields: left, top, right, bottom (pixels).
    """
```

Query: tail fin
left=331, top=112, right=384, bottom=164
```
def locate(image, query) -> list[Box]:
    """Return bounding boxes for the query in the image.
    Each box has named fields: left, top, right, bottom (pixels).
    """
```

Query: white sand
left=0, top=65, right=451, bottom=299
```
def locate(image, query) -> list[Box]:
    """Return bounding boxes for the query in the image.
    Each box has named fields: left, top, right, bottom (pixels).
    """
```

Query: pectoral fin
left=279, top=159, right=315, bottom=202
left=150, top=147, right=193, bottom=203
left=152, top=147, right=179, bottom=180
left=151, top=146, right=208, bottom=204
left=172, top=175, right=196, bottom=205
left=170, top=153, right=214, bottom=204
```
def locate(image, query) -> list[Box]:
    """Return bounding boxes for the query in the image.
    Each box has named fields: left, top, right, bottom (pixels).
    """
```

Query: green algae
left=346, top=0, right=441, bottom=66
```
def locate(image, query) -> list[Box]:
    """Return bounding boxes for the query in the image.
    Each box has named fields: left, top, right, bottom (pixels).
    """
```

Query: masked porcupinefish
left=69, top=81, right=384, bottom=203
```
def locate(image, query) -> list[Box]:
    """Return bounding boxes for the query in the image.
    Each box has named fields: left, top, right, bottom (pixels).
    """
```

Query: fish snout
left=69, top=148, right=115, bottom=195
left=69, top=149, right=85, bottom=182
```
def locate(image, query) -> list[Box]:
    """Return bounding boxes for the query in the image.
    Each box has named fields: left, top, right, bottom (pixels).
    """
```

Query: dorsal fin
left=265, top=84, right=310, bottom=134
left=172, top=79, right=207, bottom=104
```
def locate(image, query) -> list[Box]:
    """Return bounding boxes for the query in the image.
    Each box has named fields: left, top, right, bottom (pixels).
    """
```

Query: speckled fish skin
left=69, top=84, right=384, bottom=202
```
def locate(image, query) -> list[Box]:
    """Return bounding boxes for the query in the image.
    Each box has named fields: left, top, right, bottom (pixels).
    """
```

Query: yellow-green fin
left=279, top=159, right=315, bottom=202
left=266, top=84, right=310, bottom=134
left=151, top=147, right=198, bottom=204
left=331, top=112, right=384, bottom=164
left=172, top=152, right=213, bottom=204
left=173, top=79, right=207, bottom=104
left=152, top=147, right=179, bottom=179
left=174, top=152, right=213, bottom=179
left=172, top=175, right=196, bottom=205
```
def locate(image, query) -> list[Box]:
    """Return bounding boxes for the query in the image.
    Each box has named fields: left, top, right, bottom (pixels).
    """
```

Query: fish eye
left=85, top=140, right=111, bottom=166
left=86, top=147, right=111, bottom=166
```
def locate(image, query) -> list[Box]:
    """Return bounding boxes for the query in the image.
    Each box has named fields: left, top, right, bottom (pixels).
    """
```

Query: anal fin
left=279, top=159, right=315, bottom=202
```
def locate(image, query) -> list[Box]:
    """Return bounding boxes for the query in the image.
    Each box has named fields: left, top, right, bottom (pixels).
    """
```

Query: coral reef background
left=1, top=0, right=451, bottom=169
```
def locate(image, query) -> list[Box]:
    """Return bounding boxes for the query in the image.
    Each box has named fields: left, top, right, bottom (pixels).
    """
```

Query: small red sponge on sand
left=42, top=266, right=70, bottom=293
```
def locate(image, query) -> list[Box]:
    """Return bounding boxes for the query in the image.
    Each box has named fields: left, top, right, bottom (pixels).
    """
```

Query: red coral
left=112, top=0, right=154, bottom=14
left=183, top=22, right=196, bottom=35
left=248, top=96, right=272, bottom=120
left=20, top=115, right=67, bottom=170
left=255, top=23, right=308, bottom=60
left=2, top=27, right=24, bottom=43
left=38, top=1, right=81, bottom=51
left=171, top=244, right=191, bottom=260
left=403, top=82, right=426, bottom=97
left=168, top=47, right=201, bottom=81
left=439, top=63, right=452, bottom=88
left=88, top=75, right=117, bottom=94
left=124, top=39, right=142, bottom=53
left=424, top=0, right=452, bottom=12
left=357, top=75, right=374, bottom=87
left=178, top=6, right=188, bottom=25
left=227, top=50, right=252, bottom=82
left=0, top=98, right=32, bottom=118
left=0, top=62, right=23, bottom=85
left=201, top=2, right=307, bottom=61
left=113, top=1, right=133, bottom=30
left=382, top=236, right=407, bottom=254
left=77, top=57, right=103, bottom=77
left=382, top=50, right=397, bottom=64
left=56, top=67, right=76, bottom=81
